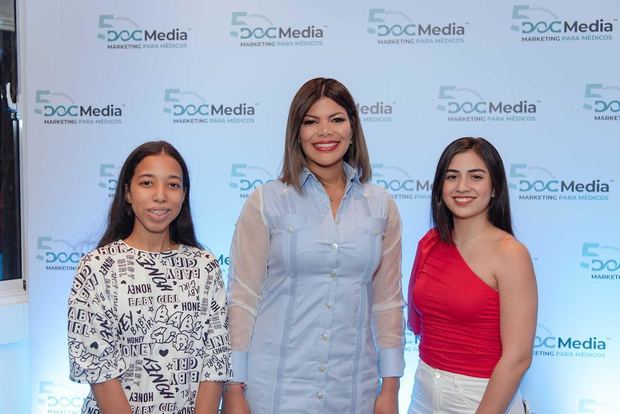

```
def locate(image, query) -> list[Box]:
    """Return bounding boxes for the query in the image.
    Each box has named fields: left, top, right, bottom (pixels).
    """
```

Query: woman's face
left=441, top=150, right=493, bottom=222
left=125, top=153, right=185, bottom=240
left=298, top=97, right=353, bottom=173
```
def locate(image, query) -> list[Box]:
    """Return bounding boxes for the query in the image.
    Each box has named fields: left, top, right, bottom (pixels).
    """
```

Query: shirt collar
left=300, top=162, right=361, bottom=187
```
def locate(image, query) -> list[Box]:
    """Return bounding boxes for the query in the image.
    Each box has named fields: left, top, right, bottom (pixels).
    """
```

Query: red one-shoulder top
left=408, top=229, right=501, bottom=378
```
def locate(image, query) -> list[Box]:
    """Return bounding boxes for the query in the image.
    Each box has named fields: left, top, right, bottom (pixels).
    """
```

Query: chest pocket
left=268, top=214, right=312, bottom=273
left=355, top=216, right=387, bottom=279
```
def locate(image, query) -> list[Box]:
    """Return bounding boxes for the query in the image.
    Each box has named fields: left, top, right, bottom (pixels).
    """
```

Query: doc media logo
left=367, top=8, right=467, bottom=46
left=534, top=324, right=608, bottom=359
left=217, top=253, right=231, bottom=275
left=38, top=380, right=85, bottom=414
left=230, top=11, right=325, bottom=48
left=510, top=5, right=616, bottom=43
left=372, top=164, right=431, bottom=201
left=35, top=236, right=93, bottom=271
left=98, top=164, right=120, bottom=198
left=163, top=89, right=256, bottom=125
left=230, top=163, right=275, bottom=198
left=404, top=331, right=421, bottom=353
left=583, top=83, right=620, bottom=122
left=97, top=14, right=189, bottom=50
left=509, top=163, right=612, bottom=202
left=356, top=101, right=395, bottom=123
left=578, top=399, right=620, bottom=414
left=34, top=90, right=123, bottom=126
left=437, top=85, right=538, bottom=122
left=580, top=243, right=620, bottom=281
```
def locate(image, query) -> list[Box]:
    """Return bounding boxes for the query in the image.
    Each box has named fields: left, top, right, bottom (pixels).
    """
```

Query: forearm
left=475, top=354, right=531, bottom=414
left=222, top=383, right=250, bottom=414
left=375, top=377, right=400, bottom=414
left=91, top=379, right=131, bottom=414
left=194, top=381, right=224, bottom=414
left=380, top=377, right=400, bottom=394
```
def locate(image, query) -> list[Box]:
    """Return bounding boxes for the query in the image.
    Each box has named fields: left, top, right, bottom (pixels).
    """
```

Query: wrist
left=223, top=382, right=246, bottom=395
left=380, top=377, right=400, bottom=393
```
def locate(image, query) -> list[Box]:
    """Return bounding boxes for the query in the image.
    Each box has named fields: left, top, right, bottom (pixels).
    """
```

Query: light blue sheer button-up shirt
left=228, top=163, right=405, bottom=414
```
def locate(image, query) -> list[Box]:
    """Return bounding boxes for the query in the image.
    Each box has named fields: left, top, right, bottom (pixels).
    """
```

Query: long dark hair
left=280, top=77, right=371, bottom=192
left=431, top=137, right=513, bottom=243
left=98, top=140, right=201, bottom=248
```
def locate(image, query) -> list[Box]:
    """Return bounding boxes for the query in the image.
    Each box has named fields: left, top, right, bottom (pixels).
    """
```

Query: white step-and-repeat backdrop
left=19, top=1, right=619, bottom=413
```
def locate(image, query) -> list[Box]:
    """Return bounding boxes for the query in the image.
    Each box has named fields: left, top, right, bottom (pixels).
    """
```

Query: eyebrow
left=446, top=168, right=488, bottom=174
left=303, top=111, right=346, bottom=119
left=136, top=173, right=182, bottom=180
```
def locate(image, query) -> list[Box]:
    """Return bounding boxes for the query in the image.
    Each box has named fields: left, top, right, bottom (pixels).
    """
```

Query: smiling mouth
left=313, top=141, right=340, bottom=151
left=147, top=208, right=171, bottom=217
left=453, top=196, right=475, bottom=205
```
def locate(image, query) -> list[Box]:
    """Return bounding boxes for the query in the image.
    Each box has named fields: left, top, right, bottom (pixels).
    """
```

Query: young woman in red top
left=407, top=137, right=537, bottom=413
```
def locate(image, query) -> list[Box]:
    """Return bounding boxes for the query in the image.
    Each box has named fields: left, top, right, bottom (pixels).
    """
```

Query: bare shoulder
left=486, top=229, right=536, bottom=290
left=490, top=230, right=535, bottom=283
left=497, top=233, right=531, bottom=261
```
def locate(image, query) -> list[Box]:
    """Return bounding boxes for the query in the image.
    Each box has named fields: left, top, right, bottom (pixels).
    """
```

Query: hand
left=222, top=384, right=251, bottom=414
left=374, top=378, right=399, bottom=414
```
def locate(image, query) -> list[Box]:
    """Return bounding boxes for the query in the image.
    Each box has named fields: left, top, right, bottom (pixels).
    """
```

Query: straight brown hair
left=280, top=78, right=371, bottom=192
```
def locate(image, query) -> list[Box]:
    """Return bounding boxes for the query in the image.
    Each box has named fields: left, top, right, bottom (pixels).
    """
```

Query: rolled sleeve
left=231, top=351, right=248, bottom=382
left=379, top=347, right=405, bottom=377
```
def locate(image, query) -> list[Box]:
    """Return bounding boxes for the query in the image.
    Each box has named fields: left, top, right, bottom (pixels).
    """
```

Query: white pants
left=407, top=360, right=526, bottom=414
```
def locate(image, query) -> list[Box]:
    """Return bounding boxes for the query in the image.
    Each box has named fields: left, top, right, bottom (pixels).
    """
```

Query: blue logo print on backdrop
left=230, top=11, right=325, bottom=47
left=367, top=8, right=467, bottom=46
left=404, top=331, right=421, bottom=353
left=37, top=380, right=84, bottom=414
left=509, top=163, right=612, bottom=201
left=580, top=243, right=620, bottom=281
left=534, top=324, right=608, bottom=359
left=510, top=5, right=616, bottom=42
left=372, top=164, right=431, bottom=201
left=36, top=236, right=95, bottom=272
left=356, top=100, right=395, bottom=123
left=34, top=90, right=123, bottom=126
left=99, top=164, right=120, bottom=198
left=230, top=164, right=276, bottom=198
left=437, top=85, right=538, bottom=122
left=97, top=14, right=189, bottom=50
left=217, top=254, right=231, bottom=277
left=163, top=89, right=256, bottom=124
left=583, top=83, right=620, bottom=122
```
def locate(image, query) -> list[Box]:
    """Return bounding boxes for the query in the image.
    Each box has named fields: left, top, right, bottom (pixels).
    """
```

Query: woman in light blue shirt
left=223, top=78, right=405, bottom=414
